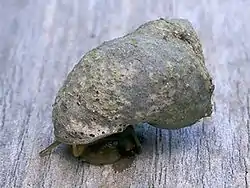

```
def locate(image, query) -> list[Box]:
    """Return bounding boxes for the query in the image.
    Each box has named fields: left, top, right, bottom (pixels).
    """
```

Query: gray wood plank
left=0, top=0, right=249, bottom=187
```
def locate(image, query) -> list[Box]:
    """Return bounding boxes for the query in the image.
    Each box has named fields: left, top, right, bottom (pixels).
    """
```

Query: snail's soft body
left=74, top=125, right=140, bottom=165
left=40, top=18, right=214, bottom=165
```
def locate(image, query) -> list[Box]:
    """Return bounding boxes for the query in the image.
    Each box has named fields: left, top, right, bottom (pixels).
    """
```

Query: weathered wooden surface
left=0, top=0, right=249, bottom=187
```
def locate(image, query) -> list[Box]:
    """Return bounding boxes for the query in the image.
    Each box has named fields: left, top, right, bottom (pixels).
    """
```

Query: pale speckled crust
left=52, top=18, right=214, bottom=145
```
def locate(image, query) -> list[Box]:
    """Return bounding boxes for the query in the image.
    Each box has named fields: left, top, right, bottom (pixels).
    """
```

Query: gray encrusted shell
left=52, top=18, right=214, bottom=145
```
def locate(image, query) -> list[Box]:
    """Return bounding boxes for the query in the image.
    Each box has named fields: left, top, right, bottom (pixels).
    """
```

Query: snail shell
left=52, top=18, right=214, bottom=146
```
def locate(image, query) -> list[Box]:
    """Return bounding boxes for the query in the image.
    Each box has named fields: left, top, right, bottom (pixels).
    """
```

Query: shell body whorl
left=52, top=18, right=214, bottom=145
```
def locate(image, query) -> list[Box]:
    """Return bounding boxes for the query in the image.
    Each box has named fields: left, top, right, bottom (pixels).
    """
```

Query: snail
left=39, top=18, right=214, bottom=165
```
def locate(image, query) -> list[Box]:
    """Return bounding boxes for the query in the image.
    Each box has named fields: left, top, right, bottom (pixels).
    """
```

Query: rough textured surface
left=52, top=18, right=214, bottom=145
left=0, top=1, right=250, bottom=188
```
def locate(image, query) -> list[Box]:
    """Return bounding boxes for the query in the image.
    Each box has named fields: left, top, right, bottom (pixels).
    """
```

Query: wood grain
left=0, top=0, right=249, bottom=187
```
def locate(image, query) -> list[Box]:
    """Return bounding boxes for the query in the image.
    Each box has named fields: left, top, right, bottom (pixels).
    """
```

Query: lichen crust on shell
left=52, top=18, right=214, bottom=145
